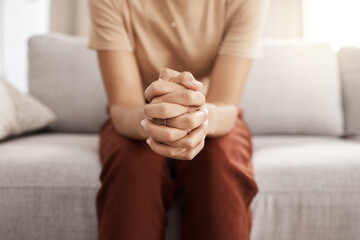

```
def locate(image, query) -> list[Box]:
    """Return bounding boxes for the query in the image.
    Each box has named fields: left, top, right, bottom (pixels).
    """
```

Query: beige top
left=88, top=0, right=268, bottom=87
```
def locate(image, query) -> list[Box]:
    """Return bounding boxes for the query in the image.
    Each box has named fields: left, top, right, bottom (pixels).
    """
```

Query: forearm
left=205, top=102, right=238, bottom=137
left=109, top=104, right=148, bottom=140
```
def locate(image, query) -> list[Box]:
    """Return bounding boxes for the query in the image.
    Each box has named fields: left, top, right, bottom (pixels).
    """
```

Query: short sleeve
left=218, top=0, right=269, bottom=59
left=87, top=0, right=133, bottom=51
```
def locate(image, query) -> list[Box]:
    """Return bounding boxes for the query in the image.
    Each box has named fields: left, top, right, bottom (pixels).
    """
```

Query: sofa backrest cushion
left=338, top=47, right=360, bottom=136
left=28, top=34, right=108, bottom=133
left=28, top=35, right=344, bottom=135
left=241, top=40, right=344, bottom=136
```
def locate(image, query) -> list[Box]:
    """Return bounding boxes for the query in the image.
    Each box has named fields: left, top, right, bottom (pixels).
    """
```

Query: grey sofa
left=0, top=34, right=359, bottom=240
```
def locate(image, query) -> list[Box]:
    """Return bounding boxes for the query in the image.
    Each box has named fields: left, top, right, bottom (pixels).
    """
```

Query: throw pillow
left=0, top=79, right=56, bottom=141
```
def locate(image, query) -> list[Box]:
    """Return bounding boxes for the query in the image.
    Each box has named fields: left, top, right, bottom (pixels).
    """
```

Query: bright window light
left=302, top=0, right=360, bottom=50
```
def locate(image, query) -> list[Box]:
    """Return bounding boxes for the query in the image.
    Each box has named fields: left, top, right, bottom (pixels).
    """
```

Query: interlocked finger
left=146, top=137, right=187, bottom=158
left=160, top=120, right=208, bottom=149
left=151, top=90, right=205, bottom=107
left=142, top=119, right=187, bottom=142
left=144, top=102, right=198, bottom=119
left=144, top=79, right=186, bottom=102
left=173, top=137, right=206, bottom=160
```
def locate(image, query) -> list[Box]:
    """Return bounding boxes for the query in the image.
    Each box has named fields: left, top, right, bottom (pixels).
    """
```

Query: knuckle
left=201, top=138, right=205, bottom=148
left=167, top=148, right=178, bottom=157
left=151, top=96, right=160, bottom=104
left=159, top=103, right=170, bottom=116
left=164, top=130, right=176, bottom=142
left=151, top=81, right=162, bottom=94
left=184, top=115, right=196, bottom=129
left=182, top=71, right=194, bottom=80
left=184, top=152, right=194, bottom=160
left=161, top=68, right=171, bottom=76
left=198, top=92, right=206, bottom=104
left=169, top=132, right=180, bottom=142
left=185, top=138, right=195, bottom=148
left=143, top=105, right=151, bottom=117
left=182, top=91, right=195, bottom=103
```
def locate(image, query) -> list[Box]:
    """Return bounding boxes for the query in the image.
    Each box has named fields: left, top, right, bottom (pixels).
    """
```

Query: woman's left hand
left=142, top=68, right=209, bottom=160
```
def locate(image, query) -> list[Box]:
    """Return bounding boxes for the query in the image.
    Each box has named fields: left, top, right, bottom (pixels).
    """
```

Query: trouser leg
left=175, top=109, right=259, bottom=240
left=97, top=118, right=176, bottom=240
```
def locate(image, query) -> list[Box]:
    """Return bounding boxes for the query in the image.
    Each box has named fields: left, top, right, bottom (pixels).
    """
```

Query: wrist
left=137, top=106, right=150, bottom=140
left=204, top=103, right=218, bottom=136
left=110, top=104, right=149, bottom=140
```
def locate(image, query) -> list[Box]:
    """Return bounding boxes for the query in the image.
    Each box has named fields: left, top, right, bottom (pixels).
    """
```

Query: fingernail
left=141, top=120, right=147, bottom=128
left=191, top=78, right=203, bottom=87
left=158, top=78, right=163, bottom=81
left=204, top=107, right=209, bottom=116
left=146, top=138, right=151, bottom=145
left=203, top=134, right=206, bottom=140
left=204, top=119, right=209, bottom=127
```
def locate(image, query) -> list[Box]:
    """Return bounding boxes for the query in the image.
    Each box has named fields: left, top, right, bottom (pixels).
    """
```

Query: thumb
left=168, top=71, right=203, bottom=91
left=158, top=68, right=181, bottom=81
left=158, top=68, right=202, bottom=91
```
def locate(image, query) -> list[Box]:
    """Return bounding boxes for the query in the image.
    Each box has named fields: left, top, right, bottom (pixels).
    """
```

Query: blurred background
left=0, top=0, right=359, bottom=92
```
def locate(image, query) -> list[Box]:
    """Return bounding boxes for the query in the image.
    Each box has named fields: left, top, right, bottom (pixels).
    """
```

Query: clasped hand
left=141, top=69, right=208, bottom=160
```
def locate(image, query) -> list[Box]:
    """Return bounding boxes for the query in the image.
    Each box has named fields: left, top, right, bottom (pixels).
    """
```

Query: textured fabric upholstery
left=251, top=136, right=360, bottom=240
left=1, top=133, right=359, bottom=240
left=0, top=79, right=56, bottom=141
left=0, top=133, right=100, bottom=240
left=28, top=34, right=107, bottom=133
left=28, top=35, right=345, bottom=136
left=253, top=136, right=360, bottom=192
left=338, top=47, right=360, bottom=136
left=241, top=40, right=344, bottom=136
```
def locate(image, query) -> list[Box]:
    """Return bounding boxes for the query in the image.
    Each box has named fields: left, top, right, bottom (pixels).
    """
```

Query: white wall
left=302, top=0, right=360, bottom=50
left=262, top=0, right=303, bottom=38
left=50, top=0, right=90, bottom=36
left=2, top=0, right=50, bottom=92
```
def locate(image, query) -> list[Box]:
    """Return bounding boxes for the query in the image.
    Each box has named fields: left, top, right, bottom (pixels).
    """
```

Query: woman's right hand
left=142, top=69, right=208, bottom=160
left=143, top=70, right=207, bottom=130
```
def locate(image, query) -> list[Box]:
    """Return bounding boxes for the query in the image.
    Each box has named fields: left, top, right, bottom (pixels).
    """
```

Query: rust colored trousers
left=97, top=107, right=259, bottom=240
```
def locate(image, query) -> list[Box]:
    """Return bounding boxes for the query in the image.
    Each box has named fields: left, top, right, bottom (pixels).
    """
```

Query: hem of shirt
left=87, top=41, right=133, bottom=51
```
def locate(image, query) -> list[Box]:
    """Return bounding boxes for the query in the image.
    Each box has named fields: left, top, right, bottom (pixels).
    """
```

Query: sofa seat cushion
left=0, top=133, right=101, bottom=188
left=251, top=136, right=360, bottom=240
left=2, top=134, right=358, bottom=193
left=252, top=136, right=360, bottom=193
left=1, top=133, right=360, bottom=240
left=0, top=133, right=100, bottom=240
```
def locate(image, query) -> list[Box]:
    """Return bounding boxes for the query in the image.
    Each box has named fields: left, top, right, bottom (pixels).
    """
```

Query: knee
left=197, top=134, right=251, bottom=169
left=98, top=131, right=168, bottom=187
left=99, top=139, right=159, bottom=179
left=192, top=135, right=258, bottom=199
left=99, top=119, right=147, bottom=160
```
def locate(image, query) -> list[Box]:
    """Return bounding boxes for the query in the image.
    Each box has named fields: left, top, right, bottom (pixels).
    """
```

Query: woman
left=88, top=0, right=267, bottom=239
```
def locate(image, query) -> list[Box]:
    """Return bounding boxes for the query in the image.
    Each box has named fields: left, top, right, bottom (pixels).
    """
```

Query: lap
left=98, top=110, right=255, bottom=184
